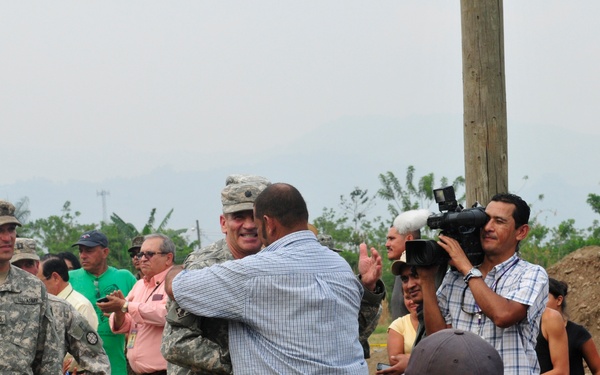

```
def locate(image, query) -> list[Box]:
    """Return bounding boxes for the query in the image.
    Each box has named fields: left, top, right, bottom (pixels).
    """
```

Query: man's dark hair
left=58, top=251, right=81, bottom=270
left=490, top=193, right=530, bottom=228
left=254, top=183, right=309, bottom=228
left=42, top=258, right=70, bottom=282
left=40, top=253, right=60, bottom=261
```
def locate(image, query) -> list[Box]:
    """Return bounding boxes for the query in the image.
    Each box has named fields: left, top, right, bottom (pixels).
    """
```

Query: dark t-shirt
left=566, top=320, right=592, bottom=375
left=535, top=319, right=592, bottom=375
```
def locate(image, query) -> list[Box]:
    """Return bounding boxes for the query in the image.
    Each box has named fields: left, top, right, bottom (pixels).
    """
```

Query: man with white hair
left=385, top=209, right=430, bottom=320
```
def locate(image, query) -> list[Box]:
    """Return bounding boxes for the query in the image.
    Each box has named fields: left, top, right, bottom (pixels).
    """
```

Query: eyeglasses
left=135, top=251, right=168, bottom=260
left=460, top=285, right=481, bottom=315
left=94, top=279, right=100, bottom=299
left=129, top=251, right=139, bottom=259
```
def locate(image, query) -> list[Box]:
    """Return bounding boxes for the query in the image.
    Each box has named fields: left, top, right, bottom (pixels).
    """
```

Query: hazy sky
left=1, top=2, right=599, bottom=240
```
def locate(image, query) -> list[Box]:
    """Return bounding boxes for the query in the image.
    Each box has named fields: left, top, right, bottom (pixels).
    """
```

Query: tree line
left=12, top=167, right=600, bottom=292
left=311, top=167, right=600, bottom=298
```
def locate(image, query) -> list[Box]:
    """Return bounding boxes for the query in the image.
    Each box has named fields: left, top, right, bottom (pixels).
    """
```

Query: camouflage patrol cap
left=221, top=174, right=271, bottom=214
left=128, top=235, right=144, bottom=253
left=11, top=238, right=40, bottom=263
left=0, top=200, right=22, bottom=227
left=317, top=234, right=342, bottom=252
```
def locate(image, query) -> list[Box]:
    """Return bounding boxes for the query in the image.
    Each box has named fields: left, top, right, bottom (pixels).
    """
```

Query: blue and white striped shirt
left=436, top=254, right=549, bottom=375
left=173, top=230, right=368, bottom=375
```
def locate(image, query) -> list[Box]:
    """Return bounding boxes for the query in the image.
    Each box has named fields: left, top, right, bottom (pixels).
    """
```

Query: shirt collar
left=261, top=230, right=316, bottom=253
left=490, top=253, right=520, bottom=278
left=143, top=265, right=172, bottom=286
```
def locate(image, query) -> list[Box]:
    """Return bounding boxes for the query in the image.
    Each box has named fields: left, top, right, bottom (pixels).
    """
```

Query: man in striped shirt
left=168, top=183, right=369, bottom=375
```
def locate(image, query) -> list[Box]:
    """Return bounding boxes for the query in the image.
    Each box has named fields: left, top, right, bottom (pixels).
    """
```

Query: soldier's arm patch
left=86, top=331, right=99, bottom=345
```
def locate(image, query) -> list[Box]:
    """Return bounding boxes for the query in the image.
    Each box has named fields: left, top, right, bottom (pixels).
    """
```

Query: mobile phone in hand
left=376, top=363, right=391, bottom=371
left=96, top=297, right=109, bottom=303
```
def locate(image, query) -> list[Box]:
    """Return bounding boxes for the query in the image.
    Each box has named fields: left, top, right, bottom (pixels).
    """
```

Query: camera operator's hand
left=416, top=263, right=439, bottom=283
left=437, top=234, right=472, bottom=275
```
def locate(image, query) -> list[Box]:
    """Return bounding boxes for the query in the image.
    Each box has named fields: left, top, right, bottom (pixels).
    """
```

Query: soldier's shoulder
left=8, top=266, right=46, bottom=295
left=184, top=239, right=233, bottom=269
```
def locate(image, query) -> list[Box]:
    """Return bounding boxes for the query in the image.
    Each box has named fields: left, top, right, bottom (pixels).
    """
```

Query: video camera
left=405, top=186, right=489, bottom=267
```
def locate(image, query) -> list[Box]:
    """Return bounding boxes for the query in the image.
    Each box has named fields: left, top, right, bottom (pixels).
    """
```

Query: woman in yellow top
left=387, top=291, right=419, bottom=362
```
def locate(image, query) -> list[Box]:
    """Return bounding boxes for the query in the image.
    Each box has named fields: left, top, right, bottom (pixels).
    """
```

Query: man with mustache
left=419, top=193, right=548, bottom=375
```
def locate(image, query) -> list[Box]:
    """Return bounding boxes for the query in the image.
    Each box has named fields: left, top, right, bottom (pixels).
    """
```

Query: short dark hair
left=40, top=253, right=60, bottom=262
left=490, top=193, right=530, bottom=228
left=254, top=183, right=309, bottom=228
left=42, top=258, right=70, bottom=282
left=58, top=251, right=81, bottom=270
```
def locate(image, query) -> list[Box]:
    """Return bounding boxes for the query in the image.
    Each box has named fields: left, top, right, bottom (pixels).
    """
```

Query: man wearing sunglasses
left=0, top=200, right=61, bottom=374
left=69, top=229, right=137, bottom=375
left=127, top=235, right=145, bottom=280
left=98, top=233, right=174, bottom=375
left=419, top=193, right=548, bottom=375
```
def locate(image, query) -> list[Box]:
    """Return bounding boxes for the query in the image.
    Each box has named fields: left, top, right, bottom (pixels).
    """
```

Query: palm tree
left=14, top=196, right=31, bottom=224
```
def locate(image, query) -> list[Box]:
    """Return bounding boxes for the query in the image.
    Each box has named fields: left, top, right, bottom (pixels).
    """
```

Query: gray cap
left=405, top=329, right=503, bottom=375
left=11, top=238, right=40, bottom=263
left=221, top=174, right=271, bottom=214
left=317, top=234, right=342, bottom=252
left=0, top=200, right=22, bottom=227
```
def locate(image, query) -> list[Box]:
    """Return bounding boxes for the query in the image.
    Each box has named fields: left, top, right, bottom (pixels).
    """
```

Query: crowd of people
left=1, top=176, right=599, bottom=375
left=378, top=195, right=600, bottom=375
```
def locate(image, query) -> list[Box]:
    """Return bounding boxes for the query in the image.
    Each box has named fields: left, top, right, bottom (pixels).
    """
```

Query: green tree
left=587, top=193, right=600, bottom=215
left=110, top=209, right=193, bottom=266
left=21, top=201, right=94, bottom=255
left=14, top=196, right=31, bottom=224
left=377, top=166, right=465, bottom=220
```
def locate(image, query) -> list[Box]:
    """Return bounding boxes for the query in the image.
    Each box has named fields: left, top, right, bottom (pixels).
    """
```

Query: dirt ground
left=546, top=246, right=600, bottom=341
left=366, top=344, right=390, bottom=374
left=366, top=246, right=600, bottom=374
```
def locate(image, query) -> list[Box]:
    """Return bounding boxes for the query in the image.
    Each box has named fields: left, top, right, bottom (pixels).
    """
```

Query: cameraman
left=419, top=193, right=548, bottom=375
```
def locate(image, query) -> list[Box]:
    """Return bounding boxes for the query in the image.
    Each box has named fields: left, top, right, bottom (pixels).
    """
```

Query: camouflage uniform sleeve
left=358, top=278, right=386, bottom=359
left=34, top=287, right=63, bottom=375
left=66, top=309, right=110, bottom=375
left=161, top=244, right=233, bottom=374
left=162, top=300, right=232, bottom=375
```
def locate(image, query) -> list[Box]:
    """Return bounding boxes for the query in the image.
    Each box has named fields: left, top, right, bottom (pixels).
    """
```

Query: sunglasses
left=135, top=251, right=168, bottom=260
left=129, top=251, right=139, bottom=259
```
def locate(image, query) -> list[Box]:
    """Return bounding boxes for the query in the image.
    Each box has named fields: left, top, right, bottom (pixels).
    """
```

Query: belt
left=137, top=371, right=167, bottom=375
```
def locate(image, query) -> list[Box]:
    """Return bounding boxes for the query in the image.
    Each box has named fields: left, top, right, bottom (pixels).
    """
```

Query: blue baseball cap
left=72, top=230, right=108, bottom=248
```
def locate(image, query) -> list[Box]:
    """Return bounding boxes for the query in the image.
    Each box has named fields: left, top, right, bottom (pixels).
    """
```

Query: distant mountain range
left=2, top=115, right=597, bottom=246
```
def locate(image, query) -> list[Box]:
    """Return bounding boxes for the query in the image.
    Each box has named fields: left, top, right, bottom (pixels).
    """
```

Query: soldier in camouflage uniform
left=0, top=200, right=61, bottom=375
left=161, top=175, right=385, bottom=374
left=12, top=238, right=111, bottom=375
left=48, top=295, right=111, bottom=374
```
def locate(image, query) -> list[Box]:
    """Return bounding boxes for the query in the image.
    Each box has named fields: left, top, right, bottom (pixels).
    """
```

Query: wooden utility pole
left=461, top=0, right=508, bottom=206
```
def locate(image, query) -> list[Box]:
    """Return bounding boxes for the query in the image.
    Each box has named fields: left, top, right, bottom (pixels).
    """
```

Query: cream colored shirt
left=388, top=313, right=417, bottom=354
left=58, top=283, right=98, bottom=329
